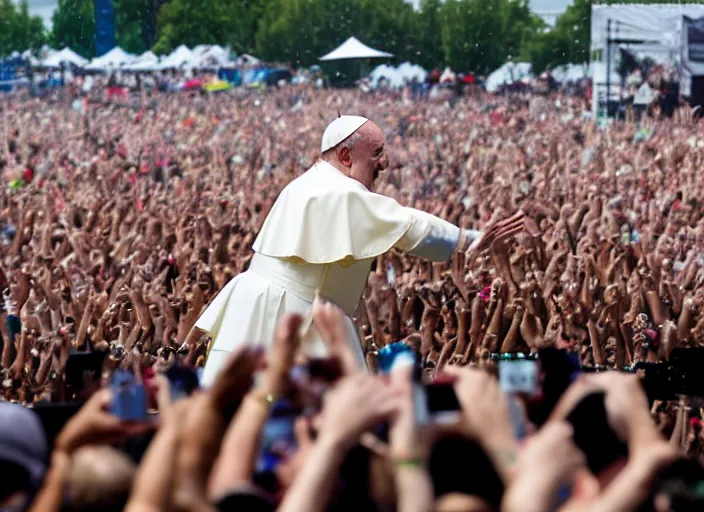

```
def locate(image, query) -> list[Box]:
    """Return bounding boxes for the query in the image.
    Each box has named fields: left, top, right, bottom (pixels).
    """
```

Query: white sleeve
left=394, top=208, right=483, bottom=261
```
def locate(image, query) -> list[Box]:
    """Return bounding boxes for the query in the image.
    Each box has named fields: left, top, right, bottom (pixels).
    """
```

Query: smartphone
left=426, top=380, right=461, bottom=413
left=499, top=358, right=539, bottom=396
left=376, top=342, right=414, bottom=374
left=255, top=400, right=299, bottom=475
left=527, top=348, right=583, bottom=426
left=110, top=370, right=148, bottom=421
left=164, top=365, right=200, bottom=401
left=566, top=391, right=628, bottom=475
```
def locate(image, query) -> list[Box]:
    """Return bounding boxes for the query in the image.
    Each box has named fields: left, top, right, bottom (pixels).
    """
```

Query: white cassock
left=196, top=161, right=481, bottom=386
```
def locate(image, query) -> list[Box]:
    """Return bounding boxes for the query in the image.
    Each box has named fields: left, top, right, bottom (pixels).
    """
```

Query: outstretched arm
left=395, top=208, right=524, bottom=262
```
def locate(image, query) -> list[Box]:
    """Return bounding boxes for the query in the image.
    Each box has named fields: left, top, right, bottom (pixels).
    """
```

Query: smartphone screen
left=425, top=381, right=461, bottom=424
left=256, top=400, right=298, bottom=474
left=499, top=359, right=539, bottom=396
left=165, top=365, right=200, bottom=401
left=110, top=370, right=148, bottom=421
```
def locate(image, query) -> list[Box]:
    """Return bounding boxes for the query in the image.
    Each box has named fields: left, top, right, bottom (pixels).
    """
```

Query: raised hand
left=472, top=211, right=526, bottom=254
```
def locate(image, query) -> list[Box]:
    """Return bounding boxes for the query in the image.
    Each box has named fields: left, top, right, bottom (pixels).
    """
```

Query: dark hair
left=0, top=460, right=31, bottom=502
left=639, top=458, right=704, bottom=512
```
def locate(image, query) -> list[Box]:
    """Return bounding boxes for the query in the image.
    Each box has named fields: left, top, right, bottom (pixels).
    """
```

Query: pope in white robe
left=196, top=116, right=523, bottom=385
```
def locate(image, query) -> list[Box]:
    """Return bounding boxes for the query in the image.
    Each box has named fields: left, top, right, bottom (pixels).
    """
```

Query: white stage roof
left=591, top=4, right=704, bottom=52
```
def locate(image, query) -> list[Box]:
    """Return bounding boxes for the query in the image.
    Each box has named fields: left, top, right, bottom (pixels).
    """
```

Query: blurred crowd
left=1, top=85, right=704, bottom=511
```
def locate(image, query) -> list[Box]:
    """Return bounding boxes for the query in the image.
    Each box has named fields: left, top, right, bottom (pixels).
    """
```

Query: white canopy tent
left=42, top=48, right=88, bottom=68
left=158, top=45, right=198, bottom=70
left=370, top=62, right=427, bottom=88
left=236, top=54, right=261, bottom=66
left=485, top=62, right=533, bottom=93
left=86, top=47, right=135, bottom=71
left=319, top=37, right=392, bottom=61
left=551, top=63, right=589, bottom=84
left=590, top=4, right=704, bottom=115
left=122, top=51, right=160, bottom=71
left=21, top=49, right=40, bottom=67
left=193, top=45, right=230, bottom=67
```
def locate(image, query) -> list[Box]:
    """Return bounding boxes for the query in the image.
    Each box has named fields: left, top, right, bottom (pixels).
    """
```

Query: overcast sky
left=18, top=0, right=575, bottom=28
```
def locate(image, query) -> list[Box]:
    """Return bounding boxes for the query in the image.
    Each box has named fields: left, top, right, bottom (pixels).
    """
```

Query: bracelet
left=249, top=390, right=276, bottom=409
left=393, top=456, right=425, bottom=469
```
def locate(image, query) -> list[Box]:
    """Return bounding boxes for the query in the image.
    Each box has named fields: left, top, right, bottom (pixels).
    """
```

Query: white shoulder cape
left=253, top=161, right=412, bottom=264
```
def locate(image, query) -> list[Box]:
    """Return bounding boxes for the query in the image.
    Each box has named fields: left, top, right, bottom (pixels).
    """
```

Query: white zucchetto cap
left=320, top=115, right=368, bottom=153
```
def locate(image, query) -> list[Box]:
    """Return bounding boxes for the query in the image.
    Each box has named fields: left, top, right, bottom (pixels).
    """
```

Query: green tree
left=51, top=0, right=96, bottom=58
left=501, top=0, right=544, bottom=62
left=553, top=0, right=591, bottom=64
left=441, top=0, right=518, bottom=73
left=255, top=0, right=330, bottom=66
left=523, top=29, right=572, bottom=73
left=416, top=0, right=444, bottom=70
left=0, top=0, right=46, bottom=58
left=151, top=0, right=267, bottom=55
left=115, top=0, right=155, bottom=54
left=231, top=0, right=267, bottom=54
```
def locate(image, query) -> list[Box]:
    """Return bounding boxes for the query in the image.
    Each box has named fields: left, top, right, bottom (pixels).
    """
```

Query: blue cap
left=0, top=403, right=48, bottom=487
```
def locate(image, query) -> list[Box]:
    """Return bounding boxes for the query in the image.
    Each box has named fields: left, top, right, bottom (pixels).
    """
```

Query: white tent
left=42, top=48, right=88, bottom=68
left=236, top=54, right=261, bottom=66
left=137, top=50, right=158, bottom=63
left=86, top=47, right=135, bottom=70
left=551, top=63, right=589, bottom=84
left=21, top=49, right=40, bottom=67
left=194, top=45, right=230, bottom=67
left=485, top=62, right=533, bottom=92
left=122, top=51, right=160, bottom=71
left=319, top=37, right=392, bottom=61
left=370, top=62, right=427, bottom=88
left=158, top=45, right=198, bottom=70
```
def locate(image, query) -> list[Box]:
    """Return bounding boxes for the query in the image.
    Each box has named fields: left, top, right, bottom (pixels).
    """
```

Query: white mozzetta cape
left=253, top=161, right=414, bottom=264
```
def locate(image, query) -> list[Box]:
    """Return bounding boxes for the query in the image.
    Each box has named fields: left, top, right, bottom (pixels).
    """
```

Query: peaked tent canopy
left=86, top=47, right=135, bottom=70
left=485, top=62, right=533, bottom=93
left=319, top=37, right=392, bottom=61
left=123, top=51, right=160, bottom=71
left=42, top=48, right=88, bottom=68
left=194, top=45, right=230, bottom=67
left=370, top=62, right=427, bottom=88
left=158, top=45, right=198, bottom=70
left=137, top=50, right=158, bottom=63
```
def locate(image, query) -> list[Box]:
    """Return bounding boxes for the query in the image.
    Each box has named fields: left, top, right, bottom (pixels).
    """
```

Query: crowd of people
left=1, top=82, right=704, bottom=511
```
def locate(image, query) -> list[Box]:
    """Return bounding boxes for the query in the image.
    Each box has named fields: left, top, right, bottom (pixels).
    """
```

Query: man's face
left=348, top=122, right=388, bottom=189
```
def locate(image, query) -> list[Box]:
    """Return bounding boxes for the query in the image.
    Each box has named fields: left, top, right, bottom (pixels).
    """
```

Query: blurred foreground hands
left=503, top=372, right=677, bottom=512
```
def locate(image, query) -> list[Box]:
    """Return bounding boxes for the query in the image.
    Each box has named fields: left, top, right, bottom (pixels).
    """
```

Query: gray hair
left=323, top=130, right=364, bottom=157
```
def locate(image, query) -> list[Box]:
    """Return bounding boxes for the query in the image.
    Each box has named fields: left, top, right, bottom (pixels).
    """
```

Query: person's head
left=321, top=117, right=388, bottom=190
left=0, top=403, right=48, bottom=508
left=62, top=446, right=136, bottom=512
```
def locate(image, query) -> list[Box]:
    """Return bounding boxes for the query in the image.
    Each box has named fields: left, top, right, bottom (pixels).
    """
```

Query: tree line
left=1, top=0, right=703, bottom=74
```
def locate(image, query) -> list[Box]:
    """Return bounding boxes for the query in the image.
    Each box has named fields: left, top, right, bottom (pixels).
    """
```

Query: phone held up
left=110, top=370, right=148, bottom=422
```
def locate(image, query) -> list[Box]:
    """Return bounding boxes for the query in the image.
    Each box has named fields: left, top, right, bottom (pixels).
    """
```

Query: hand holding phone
left=566, top=391, right=628, bottom=475
left=110, top=370, right=148, bottom=421
left=164, top=365, right=200, bottom=401
left=499, top=357, right=539, bottom=396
